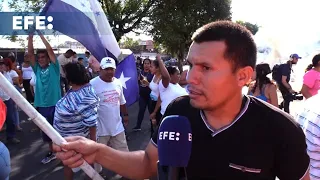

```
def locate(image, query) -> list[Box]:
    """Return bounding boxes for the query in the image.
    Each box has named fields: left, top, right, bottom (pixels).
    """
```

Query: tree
left=9, top=0, right=155, bottom=41
left=149, top=0, right=232, bottom=71
left=236, top=20, right=259, bottom=35
left=99, top=0, right=156, bottom=41
left=8, top=0, right=47, bottom=12
left=120, top=37, right=141, bottom=53
left=0, top=0, right=3, bottom=11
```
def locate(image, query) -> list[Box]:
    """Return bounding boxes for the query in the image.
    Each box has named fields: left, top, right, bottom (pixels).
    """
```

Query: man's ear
left=236, top=66, right=253, bottom=87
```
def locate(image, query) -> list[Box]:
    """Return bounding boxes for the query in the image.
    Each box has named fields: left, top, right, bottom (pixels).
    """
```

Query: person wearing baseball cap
left=290, top=53, right=302, bottom=59
left=89, top=57, right=129, bottom=176
left=275, top=53, right=301, bottom=113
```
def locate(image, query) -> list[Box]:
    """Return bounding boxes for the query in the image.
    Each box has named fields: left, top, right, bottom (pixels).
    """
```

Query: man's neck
left=100, top=76, right=114, bottom=83
left=203, top=93, right=245, bottom=130
left=41, top=65, right=49, bottom=69
left=71, top=84, right=85, bottom=90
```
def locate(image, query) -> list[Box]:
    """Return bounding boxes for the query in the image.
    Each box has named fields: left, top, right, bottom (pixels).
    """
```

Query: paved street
left=0, top=102, right=153, bottom=180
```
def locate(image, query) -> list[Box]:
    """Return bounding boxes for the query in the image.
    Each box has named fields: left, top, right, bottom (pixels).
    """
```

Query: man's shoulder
left=304, top=69, right=317, bottom=77
left=57, top=54, right=64, bottom=60
left=48, top=62, right=60, bottom=73
left=248, top=96, right=301, bottom=133
left=89, top=77, right=99, bottom=85
left=164, top=96, right=198, bottom=116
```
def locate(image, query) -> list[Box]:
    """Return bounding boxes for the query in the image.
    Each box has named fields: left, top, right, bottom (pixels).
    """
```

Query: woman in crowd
left=248, top=63, right=278, bottom=107
left=3, top=58, right=22, bottom=131
left=53, top=62, right=98, bottom=180
left=148, top=59, right=162, bottom=135
left=0, top=58, right=20, bottom=144
left=0, top=99, right=11, bottom=180
left=179, top=69, right=189, bottom=88
left=8, top=56, right=24, bottom=131
left=22, top=53, right=34, bottom=103
left=151, top=55, right=188, bottom=123
left=301, top=53, right=320, bottom=99
left=133, top=58, right=154, bottom=131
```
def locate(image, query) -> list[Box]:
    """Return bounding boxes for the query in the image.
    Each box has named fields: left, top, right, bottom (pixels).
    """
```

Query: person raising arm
left=28, top=31, right=61, bottom=164
left=28, top=31, right=57, bottom=68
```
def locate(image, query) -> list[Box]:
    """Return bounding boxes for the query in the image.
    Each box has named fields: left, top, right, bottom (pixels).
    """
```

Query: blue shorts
left=38, top=106, right=55, bottom=143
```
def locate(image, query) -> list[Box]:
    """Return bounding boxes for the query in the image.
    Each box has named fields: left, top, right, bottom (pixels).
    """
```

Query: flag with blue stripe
left=41, top=0, right=139, bottom=105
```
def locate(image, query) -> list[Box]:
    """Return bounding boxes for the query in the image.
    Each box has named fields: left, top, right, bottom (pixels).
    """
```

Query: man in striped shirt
left=297, top=93, right=320, bottom=179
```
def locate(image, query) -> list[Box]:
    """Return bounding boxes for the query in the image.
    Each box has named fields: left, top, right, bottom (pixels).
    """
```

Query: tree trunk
left=177, top=54, right=184, bottom=73
left=177, top=45, right=185, bottom=73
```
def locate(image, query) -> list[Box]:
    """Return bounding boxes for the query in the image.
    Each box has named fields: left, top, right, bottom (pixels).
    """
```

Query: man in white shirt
left=297, top=93, right=320, bottom=180
left=57, top=49, right=74, bottom=96
left=90, top=57, right=129, bottom=173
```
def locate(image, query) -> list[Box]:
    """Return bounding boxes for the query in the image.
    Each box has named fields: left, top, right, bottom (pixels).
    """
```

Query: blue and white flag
left=41, top=0, right=120, bottom=61
left=41, top=0, right=139, bottom=105
left=115, top=53, right=139, bottom=106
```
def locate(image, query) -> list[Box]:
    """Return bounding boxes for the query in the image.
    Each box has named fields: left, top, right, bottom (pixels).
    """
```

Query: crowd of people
left=1, top=20, right=320, bottom=179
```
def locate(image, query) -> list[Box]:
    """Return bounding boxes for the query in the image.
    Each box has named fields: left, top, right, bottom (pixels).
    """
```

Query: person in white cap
left=89, top=57, right=129, bottom=175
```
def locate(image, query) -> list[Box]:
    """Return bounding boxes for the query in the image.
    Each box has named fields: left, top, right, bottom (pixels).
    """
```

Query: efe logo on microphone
left=159, top=131, right=192, bottom=141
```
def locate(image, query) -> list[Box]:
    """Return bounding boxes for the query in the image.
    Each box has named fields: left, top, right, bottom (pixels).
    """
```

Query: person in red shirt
left=0, top=100, right=11, bottom=179
left=0, top=100, right=6, bottom=128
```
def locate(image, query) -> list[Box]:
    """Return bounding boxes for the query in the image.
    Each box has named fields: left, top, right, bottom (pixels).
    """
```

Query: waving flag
left=41, top=0, right=120, bottom=61
left=115, top=53, right=139, bottom=106
left=41, top=0, right=139, bottom=105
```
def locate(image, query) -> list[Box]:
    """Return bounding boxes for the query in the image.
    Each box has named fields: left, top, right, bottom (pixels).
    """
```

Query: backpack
left=271, top=64, right=281, bottom=81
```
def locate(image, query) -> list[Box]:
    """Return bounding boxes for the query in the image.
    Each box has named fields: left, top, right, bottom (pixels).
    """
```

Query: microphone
left=157, top=115, right=192, bottom=180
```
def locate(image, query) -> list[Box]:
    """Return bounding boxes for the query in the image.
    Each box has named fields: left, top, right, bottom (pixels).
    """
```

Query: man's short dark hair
left=167, top=66, right=179, bottom=75
left=36, top=49, right=49, bottom=58
left=191, top=20, right=257, bottom=71
left=66, top=49, right=73, bottom=54
left=65, top=62, right=89, bottom=85
left=78, top=57, right=84, bottom=61
left=85, top=51, right=90, bottom=56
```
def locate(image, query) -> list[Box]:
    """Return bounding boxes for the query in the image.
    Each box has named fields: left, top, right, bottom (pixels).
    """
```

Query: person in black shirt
left=276, top=54, right=300, bottom=113
left=133, top=58, right=154, bottom=131
left=52, top=21, right=310, bottom=180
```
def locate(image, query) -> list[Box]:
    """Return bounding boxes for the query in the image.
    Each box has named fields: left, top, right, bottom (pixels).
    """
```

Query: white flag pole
left=0, top=73, right=103, bottom=180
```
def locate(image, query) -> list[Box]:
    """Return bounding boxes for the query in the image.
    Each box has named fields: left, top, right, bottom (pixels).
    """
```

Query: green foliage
left=236, top=20, right=259, bottom=35
left=3, top=35, right=26, bottom=47
left=100, top=0, right=155, bottom=41
left=120, top=37, right=141, bottom=53
left=149, top=0, right=232, bottom=70
left=0, top=0, right=3, bottom=11
left=8, top=0, right=47, bottom=12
